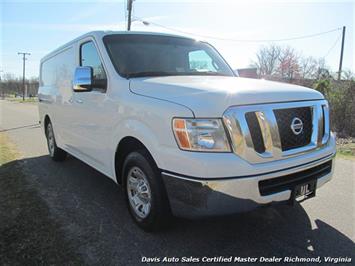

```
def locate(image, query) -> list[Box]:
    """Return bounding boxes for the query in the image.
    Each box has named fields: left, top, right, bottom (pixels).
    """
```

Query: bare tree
left=252, top=44, right=333, bottom=81
left=253, top=44, right=300, bottom=80
left=299, top=56, right=318, bottom=79
left=277, top=46, right=300, bottom=80
left=341, top=69, right=354, bottom=80
left=252, top=44, right=281, bottom=77
left=314, top=58, right=330, bottom=79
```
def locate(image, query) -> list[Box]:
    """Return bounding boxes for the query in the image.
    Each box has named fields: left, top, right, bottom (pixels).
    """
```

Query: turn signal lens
left=173, top=119, right=191, bottom=149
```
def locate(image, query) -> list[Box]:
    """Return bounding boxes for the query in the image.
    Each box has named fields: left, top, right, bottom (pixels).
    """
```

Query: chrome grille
left=274, top=107, right=313, bottom=151
left=223, top=100, right=330, bottom=163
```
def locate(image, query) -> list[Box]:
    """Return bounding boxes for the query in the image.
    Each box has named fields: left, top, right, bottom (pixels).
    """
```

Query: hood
left=129, top=76, right=324, bottom=117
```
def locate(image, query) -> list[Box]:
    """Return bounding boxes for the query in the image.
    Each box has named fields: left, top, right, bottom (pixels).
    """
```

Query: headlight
left=172, top=118, right=231, bottom=152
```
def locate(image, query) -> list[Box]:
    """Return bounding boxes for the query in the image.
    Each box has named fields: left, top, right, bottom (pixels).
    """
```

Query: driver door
left=70, top=39, right=111, bottom=170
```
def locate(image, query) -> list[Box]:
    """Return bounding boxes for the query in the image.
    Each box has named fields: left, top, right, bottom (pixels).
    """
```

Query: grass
left=0, top=133, right=83, bottom=265
left=6, top=97, right=38, bottom=103
left=337, top=144, right=355, bottom=160
left=0, top=133, right=20, bottom=165
left=336, top=138, right=355, bottom=160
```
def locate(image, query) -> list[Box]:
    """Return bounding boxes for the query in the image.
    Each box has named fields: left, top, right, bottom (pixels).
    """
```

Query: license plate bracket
left=289, top=179, right=317, bottom=204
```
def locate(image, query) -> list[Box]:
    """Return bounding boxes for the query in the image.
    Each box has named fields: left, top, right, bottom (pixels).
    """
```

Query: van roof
left=41, top=31, right=196, bottom=62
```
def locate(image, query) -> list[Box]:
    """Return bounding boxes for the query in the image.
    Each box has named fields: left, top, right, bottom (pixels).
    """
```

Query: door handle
left=68, top=97, right=82, bottom=104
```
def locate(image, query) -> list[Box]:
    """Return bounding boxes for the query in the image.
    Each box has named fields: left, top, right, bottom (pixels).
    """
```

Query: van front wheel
left=123, top=150, right=171, bottom=231
left=45, top=122, right=67, bottom=161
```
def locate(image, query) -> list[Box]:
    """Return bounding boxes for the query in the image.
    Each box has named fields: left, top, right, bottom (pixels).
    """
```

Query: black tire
left=122, top=150, right=171, bottom=231
left=45, top=121, right=67, bottom=162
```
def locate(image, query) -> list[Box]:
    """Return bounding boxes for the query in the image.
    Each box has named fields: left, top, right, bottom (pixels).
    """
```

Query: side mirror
left=73, top=66, right=93, bottom=92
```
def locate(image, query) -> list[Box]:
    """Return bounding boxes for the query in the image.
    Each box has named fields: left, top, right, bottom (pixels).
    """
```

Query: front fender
left=110, top=118, right=161, bottom=173
left=107, top=88, right=194, bottom=181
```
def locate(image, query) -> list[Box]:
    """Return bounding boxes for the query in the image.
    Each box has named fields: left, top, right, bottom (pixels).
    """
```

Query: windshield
left=103, top=34, right=235, bottom=78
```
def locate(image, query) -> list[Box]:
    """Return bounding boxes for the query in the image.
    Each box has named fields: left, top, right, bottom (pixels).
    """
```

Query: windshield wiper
left=184, top=71, right=228, bottom=76
left=125, top=71, right=231, bottom=78
left=125, top=71, right=176, bottom=78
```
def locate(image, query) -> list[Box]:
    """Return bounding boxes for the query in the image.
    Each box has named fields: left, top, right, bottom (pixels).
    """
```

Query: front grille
left=259, top=160, right=332, bottom=196
left=274, top=107, right=313, bottom=151
left=245, top=112, right=265, bottom=154
left=222, top=100, right=330, bottom=164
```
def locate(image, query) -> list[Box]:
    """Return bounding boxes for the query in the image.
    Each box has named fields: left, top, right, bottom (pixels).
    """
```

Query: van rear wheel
left=45, top=122, right=67, bottom=161
left=122, top=150, right=171, bottom=231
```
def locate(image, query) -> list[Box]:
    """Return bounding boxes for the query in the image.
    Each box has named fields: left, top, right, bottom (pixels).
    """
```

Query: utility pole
left=18, top=52, right=30, bottom=101
left=0, top=70, right=3, bottom=99
left=338, top=26, right=346, bottom=80
left=127, top=0, right=133, bottom=31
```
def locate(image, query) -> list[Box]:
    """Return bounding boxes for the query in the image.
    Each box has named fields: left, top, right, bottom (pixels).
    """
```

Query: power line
left=134, top=17, right=342, bottom=43
left=323, top=32, right=342, bottom=59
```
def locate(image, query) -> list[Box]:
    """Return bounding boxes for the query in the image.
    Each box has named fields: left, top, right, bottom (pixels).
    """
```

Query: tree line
left=0, top=73, right=39, bottom=98
left=251, top=44, right=353, bottom=81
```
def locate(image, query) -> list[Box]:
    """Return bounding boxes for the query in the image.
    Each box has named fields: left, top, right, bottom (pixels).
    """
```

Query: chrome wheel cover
left=126, top=166, right=152, bottom=219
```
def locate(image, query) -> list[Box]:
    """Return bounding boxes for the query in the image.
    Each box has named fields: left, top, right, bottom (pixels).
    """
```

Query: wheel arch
left=114, top=136, right=158, bottom=185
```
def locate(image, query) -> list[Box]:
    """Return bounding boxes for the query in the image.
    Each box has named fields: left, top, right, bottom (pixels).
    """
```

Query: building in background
left=235, top=68, right=258, bottom=79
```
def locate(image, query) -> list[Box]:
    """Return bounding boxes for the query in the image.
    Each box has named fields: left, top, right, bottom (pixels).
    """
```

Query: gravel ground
left=0, top=160, right=83, bottom=266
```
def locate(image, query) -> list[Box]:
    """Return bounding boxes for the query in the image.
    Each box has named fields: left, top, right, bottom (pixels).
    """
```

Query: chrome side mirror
left=73, top=66, right=93, bottom=92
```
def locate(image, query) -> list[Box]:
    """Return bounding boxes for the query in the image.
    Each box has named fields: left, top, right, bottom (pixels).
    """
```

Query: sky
left=0, top=0, right=354, bottom=78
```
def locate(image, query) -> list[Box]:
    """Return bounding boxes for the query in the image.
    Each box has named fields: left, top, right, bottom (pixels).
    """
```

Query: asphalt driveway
left=0, top=100, right=354, bottom=265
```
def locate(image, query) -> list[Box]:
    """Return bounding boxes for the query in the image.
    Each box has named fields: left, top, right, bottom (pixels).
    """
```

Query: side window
left=188, top=50, right=218, bottom=72
left=80, top=41, right=107, bottom=91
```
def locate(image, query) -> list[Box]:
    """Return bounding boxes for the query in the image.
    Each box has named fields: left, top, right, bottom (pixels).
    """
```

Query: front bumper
left=161, top=153, right=335, bottom=218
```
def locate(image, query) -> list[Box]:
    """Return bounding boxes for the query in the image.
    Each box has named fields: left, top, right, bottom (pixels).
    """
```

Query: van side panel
left=38, top=46, right=76, bottom=147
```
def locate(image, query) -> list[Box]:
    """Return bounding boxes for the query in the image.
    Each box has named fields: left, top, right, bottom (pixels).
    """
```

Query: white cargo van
left=38, top=31, right=336, bottom=231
